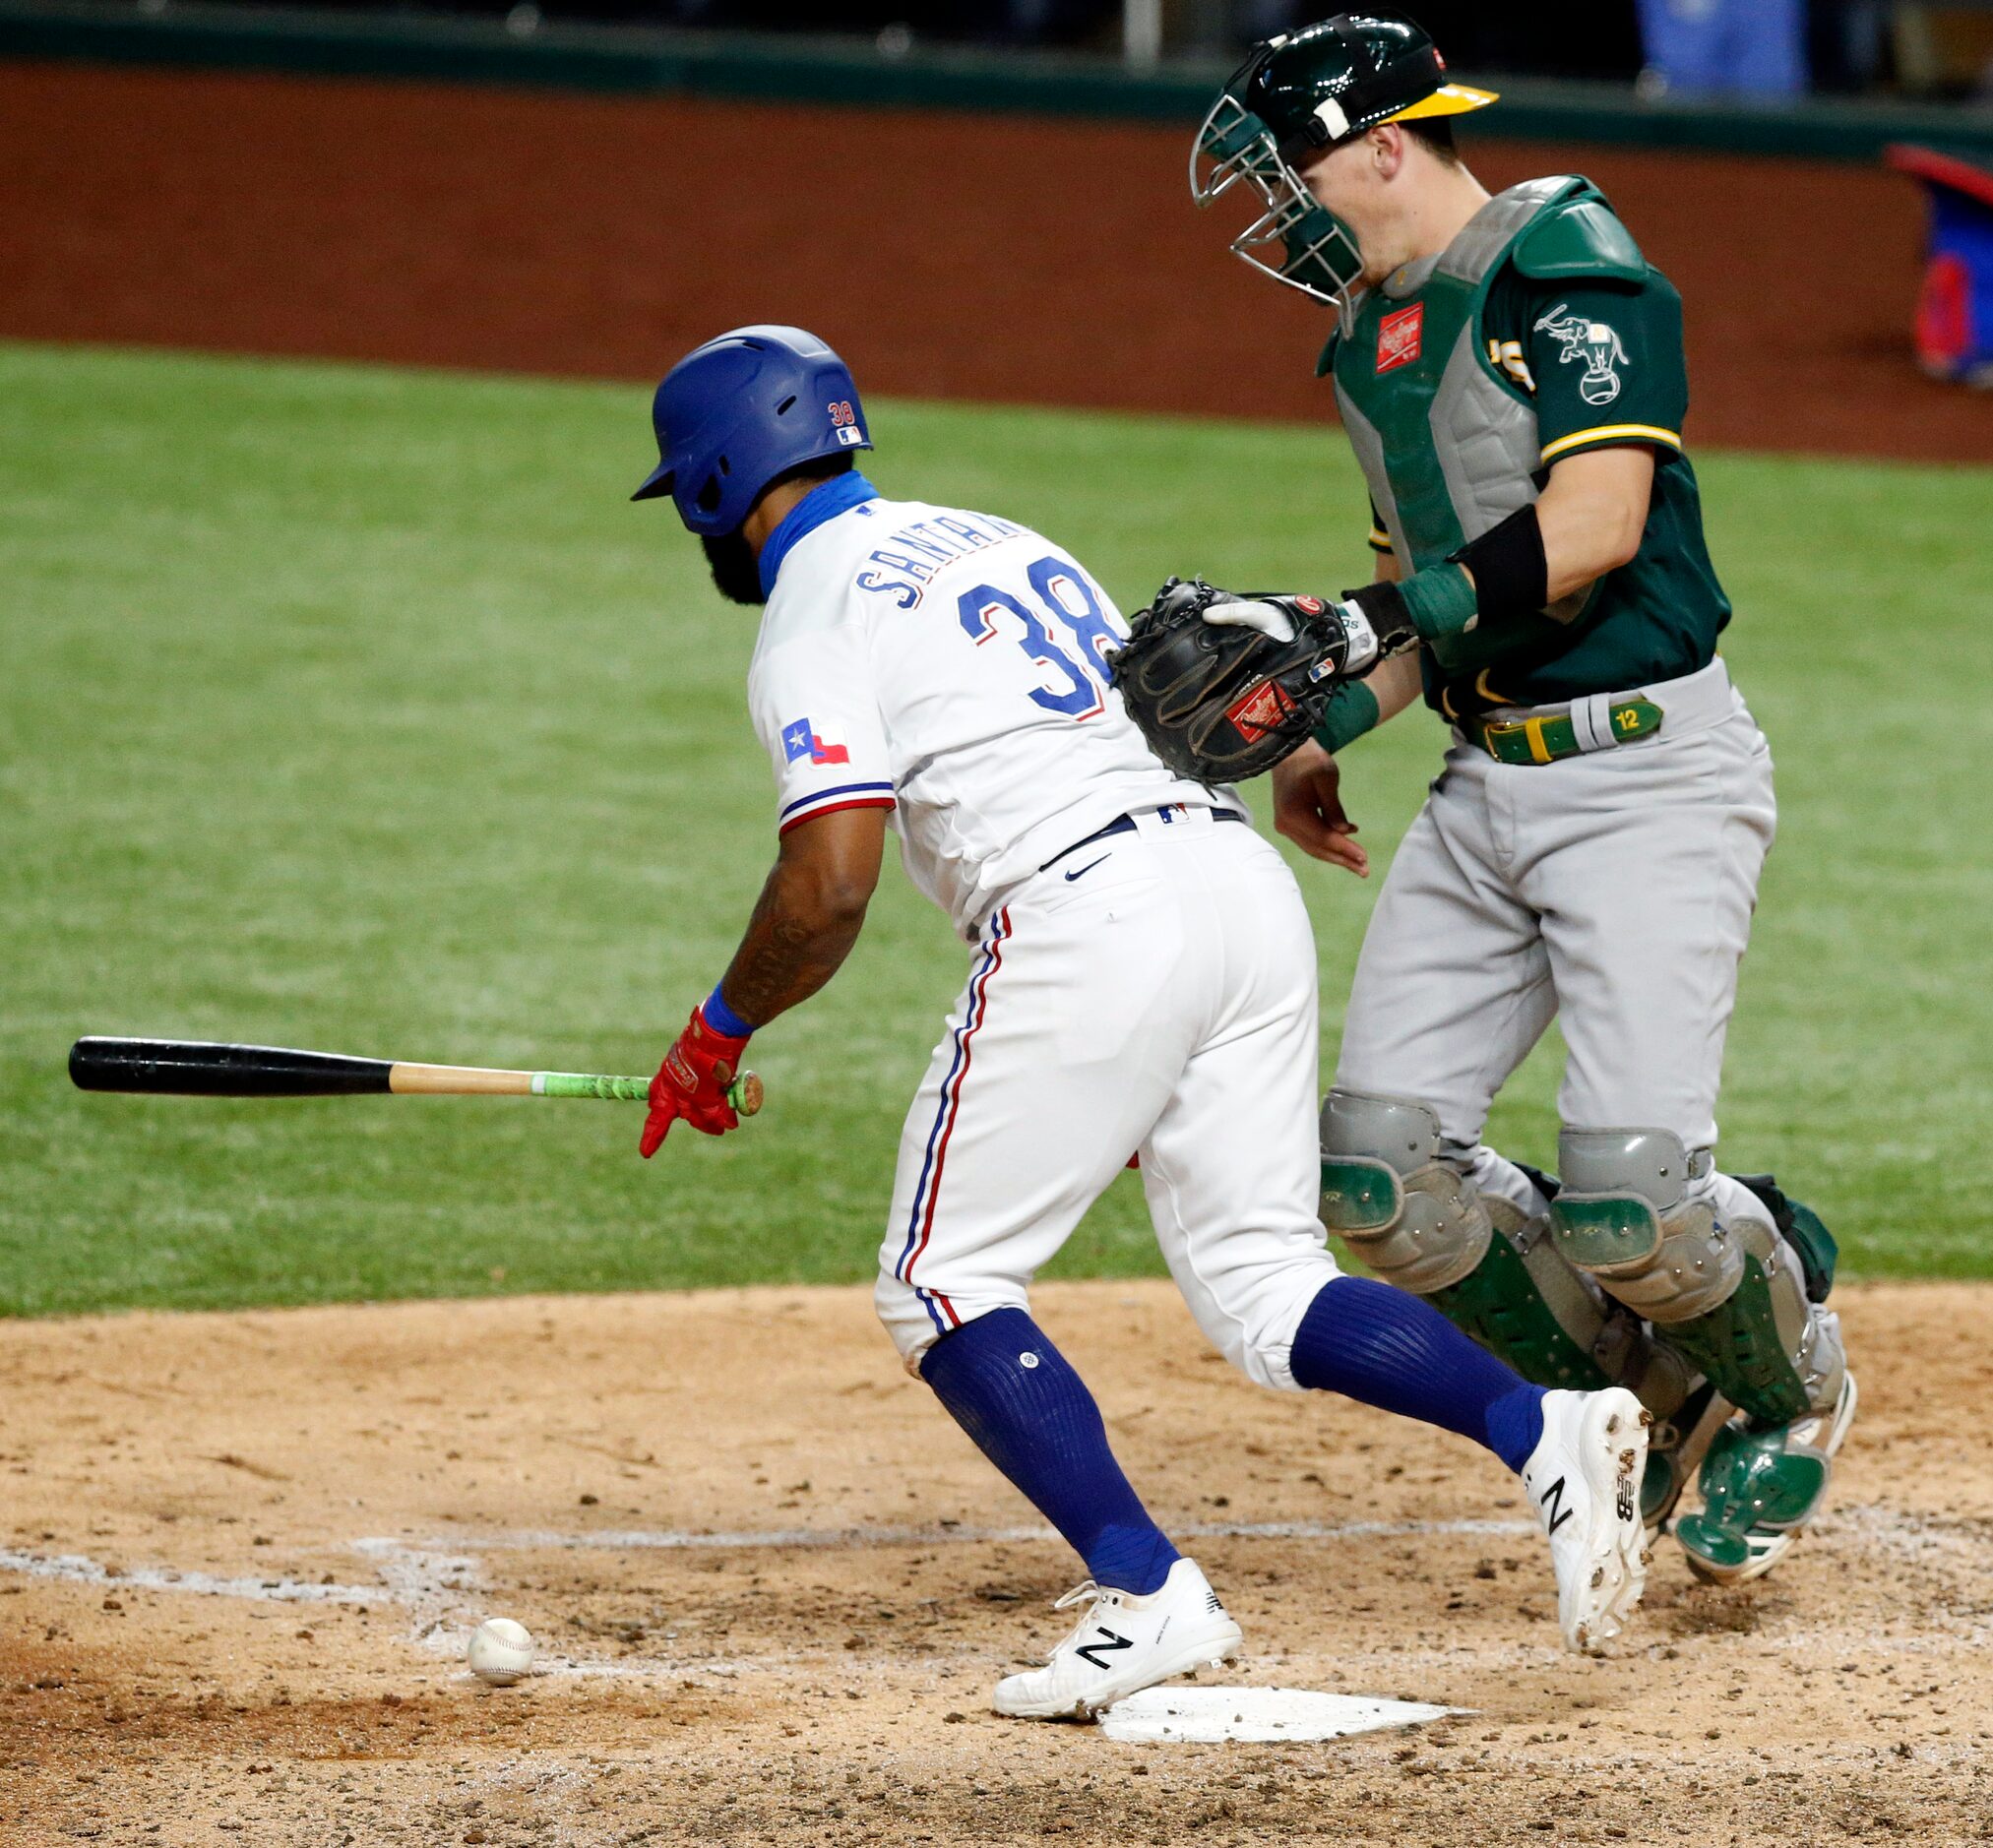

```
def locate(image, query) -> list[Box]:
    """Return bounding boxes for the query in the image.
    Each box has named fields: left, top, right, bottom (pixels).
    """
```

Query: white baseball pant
left=875, top=806, right=1341, bottom=1387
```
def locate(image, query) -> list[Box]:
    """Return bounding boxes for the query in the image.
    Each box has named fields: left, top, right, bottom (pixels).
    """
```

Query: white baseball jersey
left=737, top=473, right=1339, bottom=1379
left=747, top=478, right=1233, bottom=935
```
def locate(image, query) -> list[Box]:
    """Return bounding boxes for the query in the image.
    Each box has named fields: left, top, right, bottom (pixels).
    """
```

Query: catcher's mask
left=1190, top=15, right=1497, bottom=322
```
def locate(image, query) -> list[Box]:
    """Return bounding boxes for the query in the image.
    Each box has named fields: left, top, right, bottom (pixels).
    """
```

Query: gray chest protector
left=1325, top=177, right=1635, bottom=650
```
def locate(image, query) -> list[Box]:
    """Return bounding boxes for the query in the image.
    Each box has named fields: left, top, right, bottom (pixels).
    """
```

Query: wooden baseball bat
left=68, top=1037, right=763, bottom=1117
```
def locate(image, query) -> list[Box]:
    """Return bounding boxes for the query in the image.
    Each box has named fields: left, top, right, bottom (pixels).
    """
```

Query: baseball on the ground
left=467, top=1616, right=535, bottom=1685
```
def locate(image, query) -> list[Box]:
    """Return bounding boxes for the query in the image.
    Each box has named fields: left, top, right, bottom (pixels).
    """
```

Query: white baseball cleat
left=992, top=1557, right=1243, bottom=1720
left=1522, top=1386, right=1652, bottom=1654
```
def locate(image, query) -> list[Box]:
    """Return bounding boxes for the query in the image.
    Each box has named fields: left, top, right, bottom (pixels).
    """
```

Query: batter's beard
left=701, top=530, right=765, bottom=606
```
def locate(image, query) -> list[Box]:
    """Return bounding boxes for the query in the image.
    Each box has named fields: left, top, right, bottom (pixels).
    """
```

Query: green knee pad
left=1319, top=1158, right=1399, bottom=1232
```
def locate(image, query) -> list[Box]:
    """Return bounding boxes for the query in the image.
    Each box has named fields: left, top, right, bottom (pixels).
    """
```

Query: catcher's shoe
left=992, top=1558, right=1242, bottom=1721
left=1676, top=1372, right=1858, bottom=1585
left=1640, top=1381, right=1733, bottom=1542
left=1522, top=1387, right=1651, bottom=1653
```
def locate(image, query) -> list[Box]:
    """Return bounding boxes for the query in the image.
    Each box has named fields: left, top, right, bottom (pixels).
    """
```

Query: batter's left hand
left=640, top=1007, right=751, bottom=1156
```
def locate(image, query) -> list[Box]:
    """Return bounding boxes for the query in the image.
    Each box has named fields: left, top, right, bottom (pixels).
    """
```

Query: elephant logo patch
left=1534, top=304, right=1630, bottom=406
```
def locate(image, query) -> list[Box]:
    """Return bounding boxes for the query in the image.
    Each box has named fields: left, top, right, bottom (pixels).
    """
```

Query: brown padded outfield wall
left=2, top=60, right=1987, bottom=463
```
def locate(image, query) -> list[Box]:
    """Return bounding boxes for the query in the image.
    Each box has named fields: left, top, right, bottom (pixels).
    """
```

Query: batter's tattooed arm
left=717, top=807, right=889, bottom=1028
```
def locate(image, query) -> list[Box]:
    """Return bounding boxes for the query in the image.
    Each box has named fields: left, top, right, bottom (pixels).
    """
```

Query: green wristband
left=1313, top=679, right=1382, bottom=755
left=1399, top=562, right=1479, bottom=640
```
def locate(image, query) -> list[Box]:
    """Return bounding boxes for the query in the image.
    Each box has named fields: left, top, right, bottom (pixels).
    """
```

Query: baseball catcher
left=1143, top=12, right=1856, bottom=1585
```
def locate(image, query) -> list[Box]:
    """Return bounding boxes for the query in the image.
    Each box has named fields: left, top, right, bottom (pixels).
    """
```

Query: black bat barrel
left=69, top=1037, right=394, bottom=1098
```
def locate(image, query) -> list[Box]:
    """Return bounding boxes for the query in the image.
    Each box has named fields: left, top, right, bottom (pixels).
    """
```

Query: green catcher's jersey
left=1325, top=176, right=1731, bottom=720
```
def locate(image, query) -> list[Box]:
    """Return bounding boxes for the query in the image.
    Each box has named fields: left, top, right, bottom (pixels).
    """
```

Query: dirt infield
left=3, top=59, right=1989, bottom=463
left=2, top=1280, right=1988, bottom=1846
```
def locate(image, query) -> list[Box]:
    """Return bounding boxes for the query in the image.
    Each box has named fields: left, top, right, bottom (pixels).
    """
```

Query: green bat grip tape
left=531, top=1072, right=761, bottom=1113
left=534, top=1072, right=650, bottom=1101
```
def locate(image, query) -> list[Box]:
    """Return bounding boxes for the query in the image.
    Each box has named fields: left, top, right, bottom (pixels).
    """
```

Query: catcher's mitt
left=1109, top=577, right=1386, bottom=781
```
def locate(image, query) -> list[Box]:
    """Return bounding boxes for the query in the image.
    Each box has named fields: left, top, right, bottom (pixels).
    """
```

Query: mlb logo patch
left=1226, top=679, right=1297, bottom=743
left=781, top=717, right=849, bottom=767
left=1377, top=303, right=1424, bottom=374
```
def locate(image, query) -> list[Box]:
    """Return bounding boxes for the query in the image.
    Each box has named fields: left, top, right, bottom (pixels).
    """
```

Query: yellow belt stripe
left=1540, top=424, right=1683, bottom=463
left=1366, top=525, right=1393, bottom=547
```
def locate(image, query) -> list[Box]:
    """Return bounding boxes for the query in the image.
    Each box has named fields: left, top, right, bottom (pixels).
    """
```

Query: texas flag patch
left=781, top=717, right=849, bottom=767
left=1377, top=302, right=1424, bottom=374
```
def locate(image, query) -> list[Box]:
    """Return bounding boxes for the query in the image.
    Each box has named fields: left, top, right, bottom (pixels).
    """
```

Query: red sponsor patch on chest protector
left=1226, top=678, right=1298, bottom=743
left=1377, top=302, right=1425, bottom=374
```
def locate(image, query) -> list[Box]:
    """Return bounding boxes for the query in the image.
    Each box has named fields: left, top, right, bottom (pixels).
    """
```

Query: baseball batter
left=1179, top=14, right=1856, bottom=1583
left=631, top=324, right=1651, bottom=1718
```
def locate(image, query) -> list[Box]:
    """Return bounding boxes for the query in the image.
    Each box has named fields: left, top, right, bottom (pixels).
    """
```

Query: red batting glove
left=639, top=1007, right=751, bottom=1157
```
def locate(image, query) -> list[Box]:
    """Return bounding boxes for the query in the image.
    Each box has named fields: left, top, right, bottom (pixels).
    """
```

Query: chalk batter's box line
left=0, top=1507, right=1980, bottom=1615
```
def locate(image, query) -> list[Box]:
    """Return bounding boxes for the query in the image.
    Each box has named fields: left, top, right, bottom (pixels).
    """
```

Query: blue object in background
left=1638, top=0, right=1809, bottom=97
left=1889, top=145, right=1993, bottom=388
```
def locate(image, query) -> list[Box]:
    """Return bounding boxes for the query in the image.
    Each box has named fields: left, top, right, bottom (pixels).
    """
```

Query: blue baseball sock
left=919, top=1308, right=1180, bottom=1595
left=1289, top=1276, right=1546, bottom=1473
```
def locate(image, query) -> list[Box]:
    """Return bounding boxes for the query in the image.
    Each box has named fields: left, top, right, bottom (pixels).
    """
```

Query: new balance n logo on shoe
left=1539, top=1474, right=1573, bottom=1535
left=1615, top=1471, right=1636, bottom=1523
left=1074, top=1628, right=1134, bottom=1671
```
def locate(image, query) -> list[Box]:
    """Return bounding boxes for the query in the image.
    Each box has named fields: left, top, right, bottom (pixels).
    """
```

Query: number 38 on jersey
left=957, top=554, right=1124, bottom=720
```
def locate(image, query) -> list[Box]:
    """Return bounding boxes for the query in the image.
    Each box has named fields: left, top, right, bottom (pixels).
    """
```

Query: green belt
left=1466, top=697, right=1663, bottom=766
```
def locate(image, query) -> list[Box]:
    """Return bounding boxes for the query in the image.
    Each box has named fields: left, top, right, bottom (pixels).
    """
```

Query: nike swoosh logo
left=1064, top=854, right=1110, bottom=883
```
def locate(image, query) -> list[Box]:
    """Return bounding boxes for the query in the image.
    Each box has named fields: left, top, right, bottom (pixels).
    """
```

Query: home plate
left=1098, top=1686, right=1461, bottom=1745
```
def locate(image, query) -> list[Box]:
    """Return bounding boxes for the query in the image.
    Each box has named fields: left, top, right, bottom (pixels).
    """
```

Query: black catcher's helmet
left=1191, top=14, right=1498, bottom=310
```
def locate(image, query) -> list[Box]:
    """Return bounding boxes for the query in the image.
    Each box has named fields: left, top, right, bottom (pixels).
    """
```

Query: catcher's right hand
left=1108, top=577, right=1405, bottom=783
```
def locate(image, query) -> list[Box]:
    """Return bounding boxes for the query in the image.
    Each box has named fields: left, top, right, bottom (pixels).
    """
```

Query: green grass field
left=2, top=341, right=1987, bottom=1316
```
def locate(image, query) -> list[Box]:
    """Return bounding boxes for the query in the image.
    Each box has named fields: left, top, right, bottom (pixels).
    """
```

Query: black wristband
left=1339, top=580, right=1418, bottom=655
left=1449, top=505, right=1548, bottom=627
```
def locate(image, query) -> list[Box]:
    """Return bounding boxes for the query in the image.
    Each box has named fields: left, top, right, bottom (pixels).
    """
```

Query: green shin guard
left=1320, top=1106, right=1701, bottom=1413
left=1551, top=1138, right=1838, bottom=1428
left=1551, top=1140, right=1853, bottom=1572
left=1671, top=1177, right=1854, bottom=1582
left=1650, top=1254, right=1815, bottom=1426
left=1424, top=1234, right=1614, bottom=1392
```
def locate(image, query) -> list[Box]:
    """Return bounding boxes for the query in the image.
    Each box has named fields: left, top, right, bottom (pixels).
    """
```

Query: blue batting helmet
left=631, top=325, right=872, bottom=534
